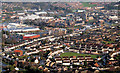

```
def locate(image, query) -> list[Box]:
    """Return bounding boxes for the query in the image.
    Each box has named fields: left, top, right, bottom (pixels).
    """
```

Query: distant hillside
left=104, top=2, right=119, bottom=10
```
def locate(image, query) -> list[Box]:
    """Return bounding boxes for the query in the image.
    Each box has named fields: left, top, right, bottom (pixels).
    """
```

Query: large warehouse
left=23, top=34, right=40, bottom=40
left=3, top=23, right=40, bottom=32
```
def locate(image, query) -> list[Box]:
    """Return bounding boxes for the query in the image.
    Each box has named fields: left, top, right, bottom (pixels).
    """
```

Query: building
left=23, top=34, right=40, bottom=40
left=35, top=11, right=47, bottom=15
left=109, top=15, right=118, bottom=20
left=14, top=50, right=23, bottom=56
left=88, top=16, right=94, bottom=20
left=56, top=59, right=62, bottom=64
left=3, top=23, right=40, bottom=32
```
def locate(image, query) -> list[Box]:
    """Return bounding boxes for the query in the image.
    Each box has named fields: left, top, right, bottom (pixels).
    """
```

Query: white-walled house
left=56, top=59, right=62, bottom=64
left=62, top=61, right=70, bottom=66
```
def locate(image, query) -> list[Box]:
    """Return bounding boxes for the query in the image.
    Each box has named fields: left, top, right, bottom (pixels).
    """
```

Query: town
left=1, top=2, right=120, bottom=73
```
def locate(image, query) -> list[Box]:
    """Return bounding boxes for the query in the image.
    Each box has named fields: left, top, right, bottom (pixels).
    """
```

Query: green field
left=60, top=52, right=98, bottom=58
left=82, top=2, right=97, bottom=7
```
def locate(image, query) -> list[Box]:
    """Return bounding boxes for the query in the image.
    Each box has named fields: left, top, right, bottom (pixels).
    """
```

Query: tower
left=86, top=12, right=88, bottom=20
left=39, top=6, right=41, bottom=11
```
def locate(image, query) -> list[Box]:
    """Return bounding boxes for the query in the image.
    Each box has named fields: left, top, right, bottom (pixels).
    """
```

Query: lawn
left=60, top=52, right=98, bottom=58
left=107, top=41, right=115, bottom=44
left=82, top=2, right=97, bottom=7
left=74, top=25, right=84, bottom=29
left=102, top=41, right=115, bottom=44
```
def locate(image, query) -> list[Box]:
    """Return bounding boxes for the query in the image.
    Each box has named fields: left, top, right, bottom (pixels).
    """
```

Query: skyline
left=1, top=2, right=120, bottom=73
left=1, top=0, right=119, bottom=2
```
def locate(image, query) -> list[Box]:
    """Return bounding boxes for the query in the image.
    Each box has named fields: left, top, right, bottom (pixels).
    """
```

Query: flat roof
left=24, top=34, right=37, bottom=37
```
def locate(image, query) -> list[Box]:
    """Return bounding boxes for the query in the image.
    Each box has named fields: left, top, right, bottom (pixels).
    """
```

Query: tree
left=54, top=15, right=59, bottom=18
left=2, top=30, right=10, bottom=35
left=67, top=29, right=73, bottom=34
left=84, top=61, right=87, bottom=67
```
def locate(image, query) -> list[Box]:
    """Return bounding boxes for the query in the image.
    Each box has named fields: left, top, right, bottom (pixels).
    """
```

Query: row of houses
left=55, top=56, right=93, bottom=66
left=69, top=46, right=115, bottom=55
left=4, top=35, right=54, bottom=51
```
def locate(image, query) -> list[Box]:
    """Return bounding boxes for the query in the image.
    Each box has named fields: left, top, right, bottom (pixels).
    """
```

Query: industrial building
left=23, top=34, right=40, bottom=40
left=3, top=23, right=40, bottom=32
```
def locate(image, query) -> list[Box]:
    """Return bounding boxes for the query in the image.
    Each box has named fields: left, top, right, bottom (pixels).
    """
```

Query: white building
left=62, top=62, right=70, bottom=66
left=20, top=14, right=40, bottom=20
left=109, top=15, right=118, bottom=20
left=35, top=11, right=47, bottom=15
left=3, top=23, right=40, bottom=32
